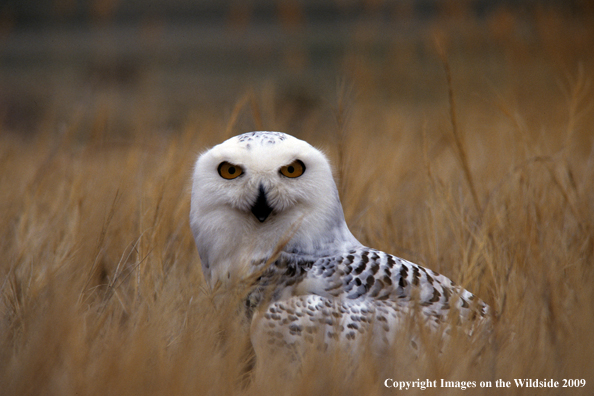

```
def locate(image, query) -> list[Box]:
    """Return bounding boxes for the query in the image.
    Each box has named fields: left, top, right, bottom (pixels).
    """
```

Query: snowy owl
left=190, top=131, right=490, bottom=356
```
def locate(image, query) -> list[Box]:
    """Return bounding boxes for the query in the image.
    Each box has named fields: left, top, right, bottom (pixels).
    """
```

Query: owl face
left=190, top=132, right=359, bottom=285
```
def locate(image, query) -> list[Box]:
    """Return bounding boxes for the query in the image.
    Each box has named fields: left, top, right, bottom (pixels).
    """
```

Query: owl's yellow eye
left=280, top=160, right=305, bottom=178
left=218, top=162, right=243, bottom=179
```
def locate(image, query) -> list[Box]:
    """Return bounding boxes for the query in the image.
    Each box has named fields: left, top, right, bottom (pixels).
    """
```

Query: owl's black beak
left=251, top=184, right=273, bottom=222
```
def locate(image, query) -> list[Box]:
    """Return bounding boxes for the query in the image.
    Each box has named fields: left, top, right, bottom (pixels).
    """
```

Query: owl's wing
left=315, top=248, right=489, bottom=322
left=250, top=248, right=490, bottom=355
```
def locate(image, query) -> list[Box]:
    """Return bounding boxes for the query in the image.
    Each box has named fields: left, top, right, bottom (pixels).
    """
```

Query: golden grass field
left=1, top=5, right=593, bottom=395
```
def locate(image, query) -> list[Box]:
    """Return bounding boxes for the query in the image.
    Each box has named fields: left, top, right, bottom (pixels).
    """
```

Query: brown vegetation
left=1, top=4, right=593, bottom=395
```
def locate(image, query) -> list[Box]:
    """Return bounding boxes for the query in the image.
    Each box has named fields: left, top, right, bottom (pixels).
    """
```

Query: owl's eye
left=218, top=162, right=243, bottom=179
left=280, top=160, right=305, bottom=178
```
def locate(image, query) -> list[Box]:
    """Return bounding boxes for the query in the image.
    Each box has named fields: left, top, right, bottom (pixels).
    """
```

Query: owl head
left=190, top=132, right=360, bottom=286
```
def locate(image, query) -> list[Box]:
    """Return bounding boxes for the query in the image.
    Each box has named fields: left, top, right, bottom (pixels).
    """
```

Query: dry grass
left=1, top=7, right=594, bottom=396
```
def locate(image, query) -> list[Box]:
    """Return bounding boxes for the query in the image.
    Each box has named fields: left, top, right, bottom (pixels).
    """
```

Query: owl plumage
left=190, top=131, right=490, bottom=356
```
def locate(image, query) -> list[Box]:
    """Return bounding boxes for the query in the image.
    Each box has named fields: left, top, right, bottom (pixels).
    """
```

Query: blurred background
left=0, top=0, right=592, bottom=141
left=1, top=4, right=593, bottom=393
